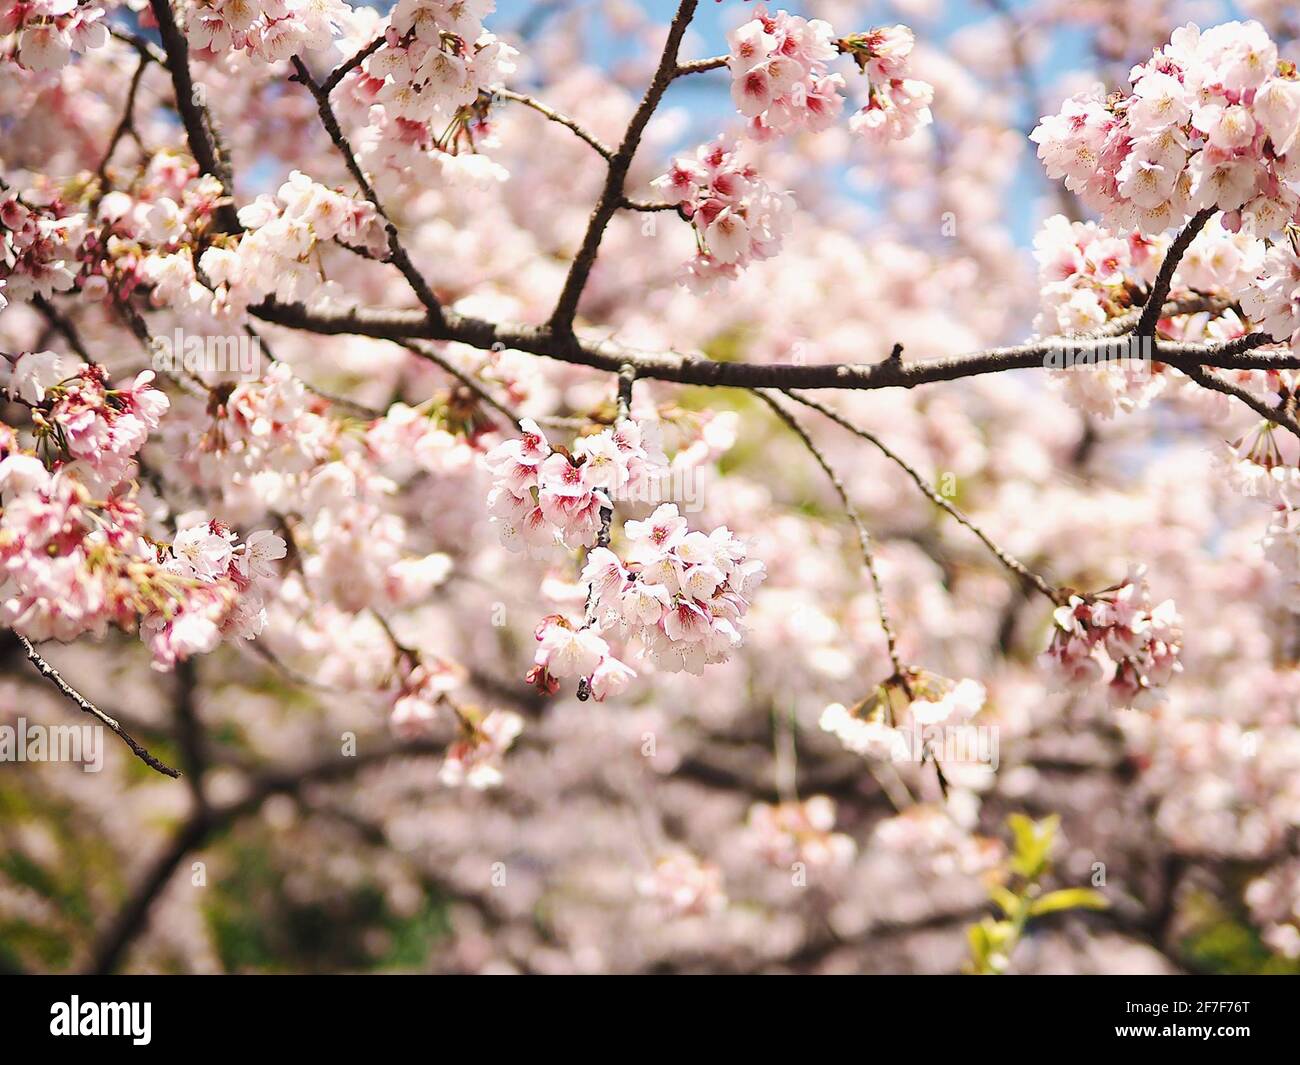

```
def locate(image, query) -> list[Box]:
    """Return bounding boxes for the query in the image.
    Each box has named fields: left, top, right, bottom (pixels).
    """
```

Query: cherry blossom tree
left=3, top=0, right=1300, bottom=975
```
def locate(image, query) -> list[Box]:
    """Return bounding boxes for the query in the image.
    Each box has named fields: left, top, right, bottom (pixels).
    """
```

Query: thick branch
left=146, top=0, right=239, bottom=232
left=87, top=736, right=445, bottom=973
left=251, top=297, right=1291, bottom=391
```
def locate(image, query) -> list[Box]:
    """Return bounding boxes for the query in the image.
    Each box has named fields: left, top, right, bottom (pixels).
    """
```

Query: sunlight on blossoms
left=3, top=0, right=1300, bottom=990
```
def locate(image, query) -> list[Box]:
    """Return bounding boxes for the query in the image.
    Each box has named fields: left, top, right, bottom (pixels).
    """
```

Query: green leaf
left=1008, top=814, right=1058, bottom=881
left=990, top=885, right=1021, bottom=918
left=1028, top=887, right=1109, bottom=917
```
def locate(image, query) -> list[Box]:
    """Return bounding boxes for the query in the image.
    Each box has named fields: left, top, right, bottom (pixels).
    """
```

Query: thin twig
left=1178, top=364, right=1300, bottom=443
left=32, top=294, right=92, bottom=362
left=493, top=88, right=613, bottom=159
left=322, top=34, right=386, bottom=93
left=676, top=55, right=729, bottom=75
left=96, top=55, right=149, bottom=185
left=1137, top=208, right=1217, bottom=338
left=757, top=392, right=911, bottom=687
left=16, top=634, right=181, bottom=778
left=781, top=390, right=1061, bottom=603
left=620, top=197, right=682, bottom=213
left=405, top=341, right=522, bottom=427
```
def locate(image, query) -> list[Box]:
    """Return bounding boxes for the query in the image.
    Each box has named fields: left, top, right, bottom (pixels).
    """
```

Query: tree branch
left=250, top=296, right=1290, bottom=392
left=322, top=34, right=385, bottom=94
left=146, top=0, right=240, bottom=232
left=493, top=88, right=613, bottom=159
left=1137, top=207, right=1217, bottom=338
left=1177, top=363, right=1300, bottom=443
left=548, top=0, right=701, bottom=332
left=780, top=390, right=1062, bottom=602
left=15, top=634, right=181, bottom=778
left=289, top=55, right=446, bottom=328
left=757, top=391, right=911, bottom=688
left=87, top=735, right=445, bottom=973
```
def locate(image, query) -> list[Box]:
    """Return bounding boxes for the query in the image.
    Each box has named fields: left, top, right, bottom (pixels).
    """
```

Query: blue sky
left=491, top=0, right=1104, bottom=246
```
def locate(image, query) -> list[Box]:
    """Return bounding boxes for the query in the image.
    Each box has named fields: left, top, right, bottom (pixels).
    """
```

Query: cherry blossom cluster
left=294, top=460, right=450, bottom=615
left=578, top=505, right=765, bottom=677
left=438, top=707, right=523, bottom=789
left=871, top=807, right=1004, bottom=879
left=183, top=0, right=352, bottom=63
left=1262, top=507, right=1300, bottom=611
left=745, top=796, right=855, bottom=871
left=1031, top=213, right=1262, bottom=417
left=651, top=139, right=794, bottom=292
left=3, top=154, right=238, bottom=321
left=839, top=25, right=935, bottom=144
left=820, top=675, right=986, bottom=762
left=1033, top=216, right=1156, bottom=337
left=1031, top=20, right=1300, bottom=236
left=1034, top=212, right=1265, bottom=338
left=180, top=366, right=455, bottom=611
left=102, top=178, right=231, bottom=313
left=486, top=418, right=763, bottom=696
left=0, top=190, right=84, bottom=302
left=1242, top=239, right=1300, bottom=354
left=727, top=7, right=843, bottom=139
left=527, top=615, right=632, bottom=700
left=5, top=358, right=167, bottom=489
left=2, top=0, right=109, bottom=72
left=637, top=851, right=727, bottom=918
left=200, top=171, right=386, bottom=316
left=1219, top=420, right=1300, bottom=504
left=484, top=417, right=664, bottom=556
left=1039, top=568, right=1183, bottom=708
left=388, top=657, right=461, bottom=738
left=1245, top=860, right=1300, bottom=958
left=0, top=363, right=284, bottom=667
left=1213, top=419, right=1300, bottom=614
left=727, top=10, right=932, bottom=145
left=143, top=515, right=287, bottom=668
left=348, top=1, right=516, bottom=137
